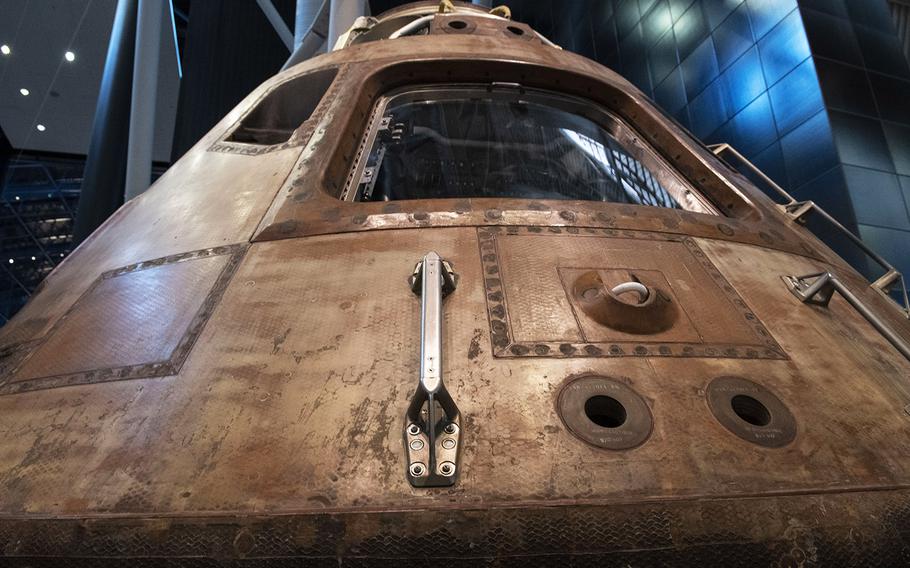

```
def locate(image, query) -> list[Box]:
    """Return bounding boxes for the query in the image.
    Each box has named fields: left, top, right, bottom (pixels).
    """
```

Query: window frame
left=339, top=83, right=720, bottom=215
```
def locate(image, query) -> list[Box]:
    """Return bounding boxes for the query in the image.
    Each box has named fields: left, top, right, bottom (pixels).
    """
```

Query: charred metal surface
left=0, top=2, right=909, bottom=564
left=0, top=245, right=246, bottom=395
left=478, top=226, right=786, bottom=360
left=0, top=227, right=910, bottom=561
left=0, top=339, right=41, bottom=389
left=2, top=489, right=910, bottom=564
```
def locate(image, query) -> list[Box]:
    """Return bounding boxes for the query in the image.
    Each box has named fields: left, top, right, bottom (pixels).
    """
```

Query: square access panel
left=478, top=227, right=784, bottom=359
left=0, top=246, right=245, bottom=395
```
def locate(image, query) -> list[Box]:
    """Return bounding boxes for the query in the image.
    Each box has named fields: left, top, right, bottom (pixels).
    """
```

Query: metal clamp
left=784, top=272, right=910, bottom=362
left=710, top=143, right=909, bottom=319
left=404, top=252, right=461, bottom=487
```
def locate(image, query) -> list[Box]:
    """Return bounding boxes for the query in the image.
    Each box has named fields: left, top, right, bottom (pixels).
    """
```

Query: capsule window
left=342, top=84, right=717, bottom=214
left=227, top=67, right=338, bottom=145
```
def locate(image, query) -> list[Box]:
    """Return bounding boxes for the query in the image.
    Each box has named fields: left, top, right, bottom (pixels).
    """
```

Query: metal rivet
left=444, top=423, right=458, bottom=434
left=407, top=424, right=421, bottom=436
left=409, top=439, right=425, bottom=451
left=438, top=461, right=456, bottom=476
left=409, top=462, right=426, bottom=476
left=442, top=438, right=456, bottom=449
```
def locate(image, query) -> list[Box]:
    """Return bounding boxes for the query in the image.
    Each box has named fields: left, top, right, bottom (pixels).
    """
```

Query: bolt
left=409, top=462, right=426, bottom=477
left=407, top=424, right=421, bottom=436
left=438, top=461, right=456, bottom=476
left=441, top=438, right=456, bottom=449
left=409, top=439, right=425, bottom=451
left=444, top=423, right=458, bottom=434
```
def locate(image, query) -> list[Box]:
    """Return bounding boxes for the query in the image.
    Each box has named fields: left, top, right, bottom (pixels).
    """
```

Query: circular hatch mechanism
left=571, top=270, right=678, bottom=335
left=706, top=376, right=797, bottom=448
left=557, top=375, right=653, bottom=450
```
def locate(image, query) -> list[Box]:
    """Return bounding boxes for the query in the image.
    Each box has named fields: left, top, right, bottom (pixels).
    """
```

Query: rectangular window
left=227, top=67, right=338, bottom=145
left=343, top=85, right=717, bottom=214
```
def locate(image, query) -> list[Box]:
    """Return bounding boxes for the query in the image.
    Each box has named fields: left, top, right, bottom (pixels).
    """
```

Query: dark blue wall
left=801, top=0, right=910, bottom=283
left=508, top=0, right=910, bottom=285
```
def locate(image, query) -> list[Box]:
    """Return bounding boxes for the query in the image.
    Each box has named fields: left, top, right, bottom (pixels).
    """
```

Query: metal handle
left=611, top=281, right=650, bottom=304
left=404, top=252, right=461, bottom=487
left=785, top=272, right=910, bottom=362
left=419, top=253, right=444, bottom=394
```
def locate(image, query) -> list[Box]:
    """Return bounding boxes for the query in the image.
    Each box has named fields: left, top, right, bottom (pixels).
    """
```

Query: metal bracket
left=710, top=143, right=910, bottom=319
left=784, top=272, right=910, bottom=362
left=782, top=200, right=814, bottom=222
left=404, top=252, right=461, bottom=487
left=357, top=146, right=385, bottom=201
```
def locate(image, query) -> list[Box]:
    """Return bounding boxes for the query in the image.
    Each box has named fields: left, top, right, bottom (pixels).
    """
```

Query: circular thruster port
left=557, top=375, right=652, bottom=450
left=706, top=376, right=796, bottom=448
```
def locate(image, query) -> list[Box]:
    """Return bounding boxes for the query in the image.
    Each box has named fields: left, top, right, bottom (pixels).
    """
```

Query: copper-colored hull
left=2, top=2, right=910, bottom=564
left=3, top=489, right=910, bottom=565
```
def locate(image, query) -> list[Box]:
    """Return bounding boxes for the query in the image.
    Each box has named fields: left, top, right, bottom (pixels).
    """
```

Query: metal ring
left=706, top=376, right=797, bottom=448
left=438, top=461, right=456, bottom=476
left=610, top=281, right=650, bottom=303
left=557, top=375, right=653, bottom=450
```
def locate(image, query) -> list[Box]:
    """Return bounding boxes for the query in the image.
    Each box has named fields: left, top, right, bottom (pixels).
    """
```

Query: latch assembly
left=404, top=252, right=461, bottom=487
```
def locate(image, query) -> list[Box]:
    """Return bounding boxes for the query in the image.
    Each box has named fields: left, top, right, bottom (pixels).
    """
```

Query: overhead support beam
left=74, top=0, right=138, bottom=242
left=328, top=0, right=366, bottom=51
left=168, top=0, right=182, bottom=78
left=294, top=0, right=323, bottom=50
left=282, top=0, right=330, bottom=70
left=256, top=0, right=294, bottom=51
left=124, top=0, right=165, bottom=202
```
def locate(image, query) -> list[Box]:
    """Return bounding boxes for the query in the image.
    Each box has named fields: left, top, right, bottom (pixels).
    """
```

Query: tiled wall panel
left=509, top=0, right=909, bottom=284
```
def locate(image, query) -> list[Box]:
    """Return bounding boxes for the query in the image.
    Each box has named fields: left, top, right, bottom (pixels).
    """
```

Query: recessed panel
left=0, top=246, right=244, bottom=394
left=479, top=227, right=784, bottom=359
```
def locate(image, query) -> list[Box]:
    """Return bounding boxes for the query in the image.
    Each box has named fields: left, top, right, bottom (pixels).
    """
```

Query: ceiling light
left=64, top=50, right=75, bottom=62
left=36, top=124, right=45, bottom=131
left=19, top=88, right=29, bottom=96
left=7, top=259, right=13, bottom=264
left=14, top=196, right=19, bottom=201
left=0, top=45, right=9, bottom=55
left=30, top=256, right=36, bottom=261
